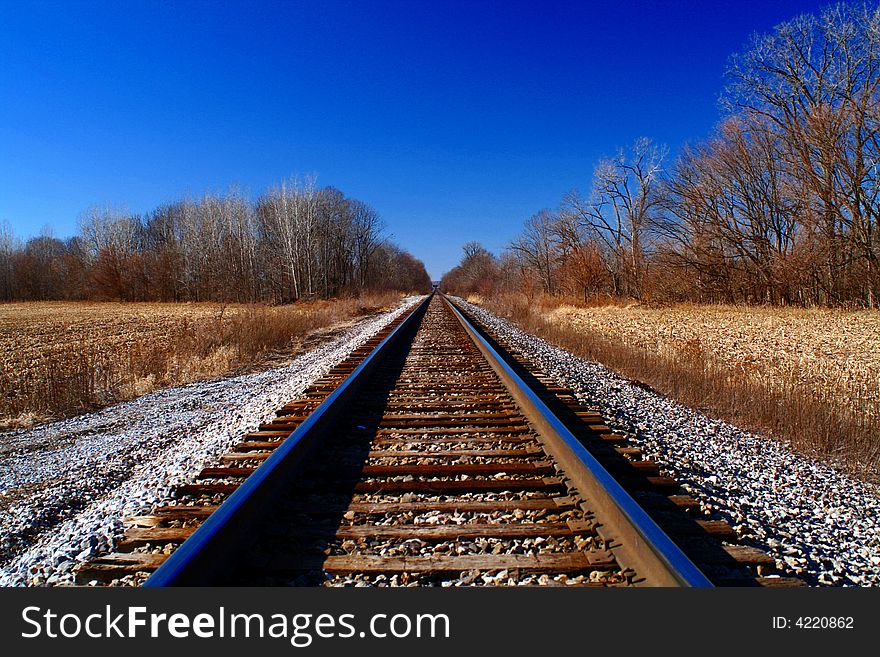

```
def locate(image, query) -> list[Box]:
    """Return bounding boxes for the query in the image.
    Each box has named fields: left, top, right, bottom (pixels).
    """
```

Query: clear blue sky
left=1, top=0, right=831, bottom=279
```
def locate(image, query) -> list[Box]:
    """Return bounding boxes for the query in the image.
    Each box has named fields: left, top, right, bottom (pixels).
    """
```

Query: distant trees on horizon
left=443, top=3, right=880, bottom=308
left=0, top=179, right=431, bottom=303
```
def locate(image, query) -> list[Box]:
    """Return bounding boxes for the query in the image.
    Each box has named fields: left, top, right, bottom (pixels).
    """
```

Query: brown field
left=0, top=294, right=399, bottom=429
left=473, top=294, right=880, bottom=478
left=546, top=303, right=880, bottom=420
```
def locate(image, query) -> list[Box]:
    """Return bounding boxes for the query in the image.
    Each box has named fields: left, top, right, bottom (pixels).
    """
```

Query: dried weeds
left=0, top=294, right=399, bottom=428
left=477, top=293, right=880, bottom=478
left=547, top=303, right=880, bottom=421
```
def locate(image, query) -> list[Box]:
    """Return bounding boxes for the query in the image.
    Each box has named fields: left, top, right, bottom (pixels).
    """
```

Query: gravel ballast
left=0, top=296, right=423, bottom=587
left=455, top=298, right=880, bottom=586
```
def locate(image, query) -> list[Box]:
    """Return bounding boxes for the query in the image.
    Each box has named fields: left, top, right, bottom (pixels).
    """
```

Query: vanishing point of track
left=77, top=294, right=800, bottom=587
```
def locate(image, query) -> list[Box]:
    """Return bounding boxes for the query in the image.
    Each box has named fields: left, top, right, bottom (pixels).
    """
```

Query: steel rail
left=443, top=295, right=713, bottom=587
left=144, top=290, right=711, bottom=587
left=143, top=294, right=432, bottom=586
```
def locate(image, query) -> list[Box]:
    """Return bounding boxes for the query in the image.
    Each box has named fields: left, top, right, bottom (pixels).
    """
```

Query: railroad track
left=76, top=293, right=801, bottom=587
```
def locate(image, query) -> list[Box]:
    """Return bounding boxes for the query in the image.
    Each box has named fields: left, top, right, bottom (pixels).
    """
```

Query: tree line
left=443, top=3, right=880, bottom=307
left=0, top=178, right=431, bottom=302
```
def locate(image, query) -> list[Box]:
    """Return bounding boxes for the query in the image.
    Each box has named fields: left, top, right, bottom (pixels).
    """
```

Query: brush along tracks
left=76, top=294, right=801, bottom=587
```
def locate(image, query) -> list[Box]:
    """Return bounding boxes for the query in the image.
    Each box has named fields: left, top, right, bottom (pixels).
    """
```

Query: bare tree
left=79, top=206, right=146, bottom=299
left=564, top=137, right=667, bottom=298
left=725, top=2, right=880, bottom=304
left=349, top=199, right=383, bottom=291
left=0, top=221, right=18, bottom=301
left=509, top=210, right=560, bottom=295
left=660, top=116, right=802, bottom=302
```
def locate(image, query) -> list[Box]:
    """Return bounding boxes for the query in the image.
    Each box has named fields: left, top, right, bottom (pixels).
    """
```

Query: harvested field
left=473, top=295, right=880, bottom=478
left=0, top=294, right=399, bottom=429
left=546, top=303, right=880, bottom=420
left=0, top=297, right=421, bottom=586
left=457, top=298, right=880, bottom=586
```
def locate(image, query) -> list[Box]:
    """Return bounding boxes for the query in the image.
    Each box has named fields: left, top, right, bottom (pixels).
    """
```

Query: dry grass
left=0, top=293, right=400, bottom=429
left=475, top=293, right=880, bottom=479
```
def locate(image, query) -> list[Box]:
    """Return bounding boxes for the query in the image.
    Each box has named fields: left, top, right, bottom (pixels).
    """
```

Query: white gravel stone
left=454, top=297, right=880, bottom=587
left=0, top=296, right=423, bottom=587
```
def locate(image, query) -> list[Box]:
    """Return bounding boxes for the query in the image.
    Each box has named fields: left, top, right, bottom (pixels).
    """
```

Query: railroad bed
left=76, top=294, right=801, bottom=587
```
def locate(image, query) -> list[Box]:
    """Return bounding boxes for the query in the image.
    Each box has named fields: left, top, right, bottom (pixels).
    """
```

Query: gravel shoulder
left=0, top=296, right=423, bottom=587
left=457, top=298, right=880, bottom=586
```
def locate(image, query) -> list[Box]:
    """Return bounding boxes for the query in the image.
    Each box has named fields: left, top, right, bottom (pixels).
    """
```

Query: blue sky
left=1, top=0, right=830, bottom=279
